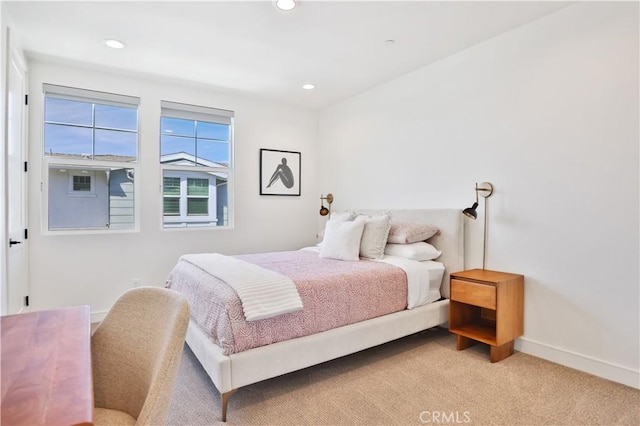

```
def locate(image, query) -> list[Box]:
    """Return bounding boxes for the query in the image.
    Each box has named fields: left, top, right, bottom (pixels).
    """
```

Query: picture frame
left=260, top=149, right=301, bottom=196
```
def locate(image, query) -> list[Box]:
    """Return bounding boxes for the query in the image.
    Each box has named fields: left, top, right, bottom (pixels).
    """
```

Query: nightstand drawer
left=451, top=279, right=496, bottom=309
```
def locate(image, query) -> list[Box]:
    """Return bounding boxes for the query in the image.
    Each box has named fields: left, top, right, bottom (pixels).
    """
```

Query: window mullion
left=194, top=120, right=199, bottom=166
left=44, top=121, right=94, bottom=129
left=180, top=177, right=187, bottom=220
left=92, top=103, right=96, bottom=159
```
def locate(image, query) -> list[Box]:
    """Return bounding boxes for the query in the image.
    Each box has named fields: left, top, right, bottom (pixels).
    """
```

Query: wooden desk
left=1, top=306, right=94, bottom=425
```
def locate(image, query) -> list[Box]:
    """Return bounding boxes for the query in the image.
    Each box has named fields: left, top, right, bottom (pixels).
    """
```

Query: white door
left=5, top=44, right=29, bottom=315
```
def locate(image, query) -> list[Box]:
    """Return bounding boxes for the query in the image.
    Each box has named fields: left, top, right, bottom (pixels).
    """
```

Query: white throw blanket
left=180, top=253, right=303, bottom=321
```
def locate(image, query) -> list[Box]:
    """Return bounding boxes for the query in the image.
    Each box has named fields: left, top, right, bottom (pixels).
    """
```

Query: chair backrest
left=91, top=287, right=190, bottom=425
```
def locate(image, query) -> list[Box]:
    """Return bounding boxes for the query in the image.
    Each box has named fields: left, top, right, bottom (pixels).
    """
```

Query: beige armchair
left=91, top=287, right=190, bottom=425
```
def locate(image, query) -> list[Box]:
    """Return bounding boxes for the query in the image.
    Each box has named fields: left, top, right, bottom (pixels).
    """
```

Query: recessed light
left=274, top=0, right=296, bottom=11
left=302, top=84, right=315, bottom=90
left=384, top=39, right=396, bottom=45
left=104, top=39, right=126, bottom=49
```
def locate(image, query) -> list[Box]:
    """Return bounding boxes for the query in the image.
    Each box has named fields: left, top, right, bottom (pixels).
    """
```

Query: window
left=163, top=177, right=181, bottom=216
left=72, top=175, right=92, bottom=192
left=187, top=178, right=209, bottom=215
left=68, top=172, right=96, bottom=197
left=43, top=84, right=139, bottom=231
left=160, top=101, right=233, bottom=228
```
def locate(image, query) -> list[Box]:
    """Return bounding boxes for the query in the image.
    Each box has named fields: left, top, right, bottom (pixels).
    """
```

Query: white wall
left=27, top=60, right=318, bottom=320
left=318, top=2, right=639, bottom=388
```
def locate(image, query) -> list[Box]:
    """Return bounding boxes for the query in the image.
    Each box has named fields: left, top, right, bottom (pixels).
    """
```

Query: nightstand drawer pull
left=451, top=279, right=496, bottom=309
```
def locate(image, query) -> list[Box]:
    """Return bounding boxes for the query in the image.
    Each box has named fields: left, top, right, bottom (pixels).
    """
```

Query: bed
left=166, top=209, right=463, bottom=421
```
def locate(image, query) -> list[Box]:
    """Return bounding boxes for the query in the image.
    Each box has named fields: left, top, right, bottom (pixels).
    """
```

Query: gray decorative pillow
left=387, top=221, right=440, bottom=244
left=358, top=213, right=392, bottom=259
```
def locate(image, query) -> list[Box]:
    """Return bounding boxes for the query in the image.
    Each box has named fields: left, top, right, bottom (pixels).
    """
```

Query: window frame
left=42, top=84, right=140, bottom=235
left=160, top=101, right=234, bottom=230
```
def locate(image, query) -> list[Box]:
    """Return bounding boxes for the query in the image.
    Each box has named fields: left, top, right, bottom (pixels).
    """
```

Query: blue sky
left=161, top=117, right=230, bottom=165
left=44, top=97, right=230, bottom=164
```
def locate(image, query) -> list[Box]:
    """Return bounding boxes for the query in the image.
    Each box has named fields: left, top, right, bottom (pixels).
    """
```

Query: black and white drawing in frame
left=260, top=149, right=301, bottom=196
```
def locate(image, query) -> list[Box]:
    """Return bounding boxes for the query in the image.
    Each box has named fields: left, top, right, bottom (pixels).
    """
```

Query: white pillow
left=384, top=242, right=442, bottom=261
left=329, top=211, right=357, bottom=222
left=320, top=217, right=366, bottom=261
left=359, top=213, right=391, bottom=260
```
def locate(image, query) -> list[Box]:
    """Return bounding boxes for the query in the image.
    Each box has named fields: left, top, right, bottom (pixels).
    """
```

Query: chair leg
left=221, top=389, right=237, bottom=422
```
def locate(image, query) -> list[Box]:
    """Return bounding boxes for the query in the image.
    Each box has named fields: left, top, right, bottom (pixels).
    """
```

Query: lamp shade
left=463, top=202, right=479, bottom=219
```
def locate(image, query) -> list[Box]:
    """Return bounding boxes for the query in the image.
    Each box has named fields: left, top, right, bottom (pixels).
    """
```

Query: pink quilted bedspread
left=166, top=250, right=408, bottom=355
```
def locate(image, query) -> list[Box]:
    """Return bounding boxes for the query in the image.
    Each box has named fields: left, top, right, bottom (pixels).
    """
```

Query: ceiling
left=5, top=1, right=571, bottom=110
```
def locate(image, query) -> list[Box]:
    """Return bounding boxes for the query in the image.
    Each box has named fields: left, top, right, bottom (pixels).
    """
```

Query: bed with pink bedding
left=167, top=250, right=409, bottom=355
left=166, top=209, right=464, bottom=422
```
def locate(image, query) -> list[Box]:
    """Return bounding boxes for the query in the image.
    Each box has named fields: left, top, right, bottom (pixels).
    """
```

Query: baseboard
left=90, top=310, right=108, bottom=324
left=516, top=337, right=639, bottom=389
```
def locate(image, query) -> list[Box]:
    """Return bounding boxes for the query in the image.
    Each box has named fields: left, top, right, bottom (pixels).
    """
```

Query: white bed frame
left=185, top=209, right=464, bottom=421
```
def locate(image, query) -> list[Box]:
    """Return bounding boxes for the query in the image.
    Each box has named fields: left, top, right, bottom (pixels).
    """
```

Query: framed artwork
left=260, top=149, right=301, bottom=196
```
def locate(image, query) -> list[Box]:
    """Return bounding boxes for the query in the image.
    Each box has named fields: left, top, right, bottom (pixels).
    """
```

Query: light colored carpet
left=167, top=328, right=639, bottom=425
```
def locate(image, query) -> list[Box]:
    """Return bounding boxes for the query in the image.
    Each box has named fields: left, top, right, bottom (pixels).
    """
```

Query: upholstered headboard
left=358, top=209, right=464, bottom=299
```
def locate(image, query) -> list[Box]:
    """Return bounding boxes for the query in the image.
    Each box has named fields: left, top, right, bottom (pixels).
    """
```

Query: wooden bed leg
left=221, top=389, right=237, bottom=422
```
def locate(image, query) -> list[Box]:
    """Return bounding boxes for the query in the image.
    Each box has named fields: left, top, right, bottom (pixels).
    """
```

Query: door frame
left=2, top=27, right=29, bottom=315
left=0, top=22, right=7, bottom=315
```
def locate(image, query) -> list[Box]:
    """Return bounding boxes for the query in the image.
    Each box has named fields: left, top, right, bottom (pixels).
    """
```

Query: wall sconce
left=463, top=182, right=494, bottom=270
left=319, top=193, right=334, bottom=216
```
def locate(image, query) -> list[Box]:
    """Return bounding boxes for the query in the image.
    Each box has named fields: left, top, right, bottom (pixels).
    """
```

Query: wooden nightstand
left=449, top=269, right=524, bottom=362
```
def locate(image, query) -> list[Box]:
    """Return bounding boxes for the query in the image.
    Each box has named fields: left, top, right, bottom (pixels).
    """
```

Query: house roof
left=160, top=152, right=228, bottom=168
left=46, top=153, right=136, bottom=163
left=161, top=153, right=228, bottom=182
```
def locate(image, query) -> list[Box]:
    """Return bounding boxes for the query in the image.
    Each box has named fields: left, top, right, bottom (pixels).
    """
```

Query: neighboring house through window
left=43, top=84, right=139, bottom=231
left=160, top=101, right=234, bottom=228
